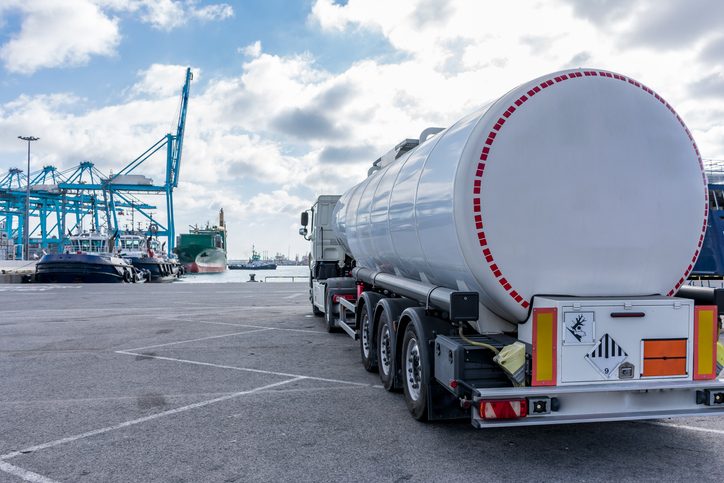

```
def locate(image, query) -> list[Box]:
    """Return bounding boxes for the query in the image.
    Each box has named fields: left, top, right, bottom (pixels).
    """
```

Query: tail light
left=479, top=399, right=527, bottom=419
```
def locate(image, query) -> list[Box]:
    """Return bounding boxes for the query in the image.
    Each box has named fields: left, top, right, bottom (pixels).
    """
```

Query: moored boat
left=173, top=209, right=227, bottom=273
left=116, top=233, right=184, bottom=282
left=228, top=246, right=277, bottom=270
left=36, top=231, right=143, bottom=283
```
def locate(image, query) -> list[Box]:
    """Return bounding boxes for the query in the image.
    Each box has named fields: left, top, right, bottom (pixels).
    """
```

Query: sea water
left=177, top=264, right=310, bottom=284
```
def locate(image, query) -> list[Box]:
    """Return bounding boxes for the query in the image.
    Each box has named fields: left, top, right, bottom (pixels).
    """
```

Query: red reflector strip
left=332, top=294, right=355, bottom=303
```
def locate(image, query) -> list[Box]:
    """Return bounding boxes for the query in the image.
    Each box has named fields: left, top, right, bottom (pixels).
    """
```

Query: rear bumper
left=472, top=379, right=724, bottom=427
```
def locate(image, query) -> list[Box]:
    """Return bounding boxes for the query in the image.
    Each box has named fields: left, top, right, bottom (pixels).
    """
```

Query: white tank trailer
left=301, top=68, right=724, bottom=427
left=333, top=67, right=708, bottom=329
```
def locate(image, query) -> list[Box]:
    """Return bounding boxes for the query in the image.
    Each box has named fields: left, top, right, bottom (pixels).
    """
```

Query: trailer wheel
left=402, top=324, right=428, bottom=421
left=377, top=312, right=394, bottom=390
left=359, top=310, right=377, bottom=372
left=123, top=269, right=132, bottom=283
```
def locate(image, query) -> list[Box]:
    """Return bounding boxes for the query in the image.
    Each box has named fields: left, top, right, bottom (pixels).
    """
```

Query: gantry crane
left=0, top=67, right=192, bottom=258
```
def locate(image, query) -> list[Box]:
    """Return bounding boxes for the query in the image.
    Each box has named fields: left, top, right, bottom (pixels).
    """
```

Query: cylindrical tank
left=333, top=68, right=708, bottom=324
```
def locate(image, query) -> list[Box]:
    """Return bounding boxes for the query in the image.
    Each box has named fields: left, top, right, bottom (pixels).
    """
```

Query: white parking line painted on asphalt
left=285, top=293, right=302, bottom=299
left=0, top=377, right=304, bottom=463
left=204, top=290, right=305, bottom=294
left=642, top=421, right=724, bottom=435
left=121, top=328, right=273, bottom=352
left=115, top=351, right=381, bottom=388
left=0, top=285, right=81, bottom=292
left=0, top=461, right=59, bottom=483
left=193, top=319, right=326, bottom=334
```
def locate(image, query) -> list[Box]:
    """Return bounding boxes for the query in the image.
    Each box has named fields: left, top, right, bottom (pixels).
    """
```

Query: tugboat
left=36, top=231, right=144, bottom=283
left=173, top=209, right=227, bottom=273
left=116, top=230, right=184, bottom=282
left=228, top=246, right=277, bottom=270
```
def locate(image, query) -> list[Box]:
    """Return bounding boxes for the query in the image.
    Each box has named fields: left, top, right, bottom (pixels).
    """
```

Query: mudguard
left=398, top=307, right=464, bottom=420
left=356, top=291, right=385, bottom=330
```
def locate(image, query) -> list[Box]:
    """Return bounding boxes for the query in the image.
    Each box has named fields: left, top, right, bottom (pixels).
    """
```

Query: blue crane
left=106, top=67, right=193, bottom=255
left=0, top=67, right=191, bottom=258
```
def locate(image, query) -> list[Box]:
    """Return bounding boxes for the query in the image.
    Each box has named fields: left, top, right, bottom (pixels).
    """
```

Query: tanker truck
left=299, top=68, right=724, bottom=427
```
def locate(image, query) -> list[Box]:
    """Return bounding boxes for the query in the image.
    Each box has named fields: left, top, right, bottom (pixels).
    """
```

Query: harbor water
left=177, top=264, right=309, bottom=283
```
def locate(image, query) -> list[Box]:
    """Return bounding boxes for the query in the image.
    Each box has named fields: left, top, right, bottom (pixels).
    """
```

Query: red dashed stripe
left=473, top=69, right=707, bottom=309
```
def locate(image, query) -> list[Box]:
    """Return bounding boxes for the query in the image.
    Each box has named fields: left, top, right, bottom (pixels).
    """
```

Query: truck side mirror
left=300, top=212, right=309, bottom=226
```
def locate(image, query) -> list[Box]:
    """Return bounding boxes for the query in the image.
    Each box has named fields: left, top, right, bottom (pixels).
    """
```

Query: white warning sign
left=586, top=334, right=628, bottom=379
left=563, top=311, right=595, bottom=345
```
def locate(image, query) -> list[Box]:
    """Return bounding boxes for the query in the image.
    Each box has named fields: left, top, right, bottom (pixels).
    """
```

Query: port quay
left=0, top=279, right=723, bottom=482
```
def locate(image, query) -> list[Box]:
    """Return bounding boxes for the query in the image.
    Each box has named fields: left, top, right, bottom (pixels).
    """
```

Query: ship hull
left=187, top=261, right=226, bottom=273
left=173, top=244, right=227, bottom=274
left=36, top=254, right=132, bottom=283
left=228, top=264, right=277, bottom=270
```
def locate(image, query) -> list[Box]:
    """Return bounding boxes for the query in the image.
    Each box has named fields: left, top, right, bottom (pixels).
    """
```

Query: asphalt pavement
left=1, top=281, right=724, bottom=482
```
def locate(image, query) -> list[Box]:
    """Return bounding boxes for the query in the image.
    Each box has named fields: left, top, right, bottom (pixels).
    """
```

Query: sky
left=1, top=0, right=723, bottom=261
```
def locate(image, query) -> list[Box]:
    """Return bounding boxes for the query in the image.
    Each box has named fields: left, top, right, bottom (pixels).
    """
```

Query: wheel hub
left=406, top=337, right=421, bottom=401
left=380, top=325, right=391, bottom=375
left=361, top=315, right=370, bottom=358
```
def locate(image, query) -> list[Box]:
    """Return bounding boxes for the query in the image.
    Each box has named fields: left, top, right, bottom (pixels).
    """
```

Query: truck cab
left=300, top=195, right=355, bottom=326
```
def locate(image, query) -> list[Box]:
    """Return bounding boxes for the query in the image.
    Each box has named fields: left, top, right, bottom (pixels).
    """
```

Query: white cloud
left=130, top=64, right=199, bottom=98
left=189, top=2, right=234, bottom=22
left=240, top=40, right=262, bottom=58
left=307, top=0, right=724, bottom=158
left=0, top=0, right=234, bottom=74
left=123, top=0, right=233, bottom=31
left=135, top=0, right=186, bottom=30
left=245, top=190, right=310, bottom=216
left=0, top=0, right=121, bottom=74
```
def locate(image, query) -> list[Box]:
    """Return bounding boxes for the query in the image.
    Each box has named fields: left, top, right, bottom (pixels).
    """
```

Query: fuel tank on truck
left=333, top=68, right=708, bottom=327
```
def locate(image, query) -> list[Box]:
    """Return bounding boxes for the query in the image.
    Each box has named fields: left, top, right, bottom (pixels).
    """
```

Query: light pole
left=18, top=136, right=39, bottom=260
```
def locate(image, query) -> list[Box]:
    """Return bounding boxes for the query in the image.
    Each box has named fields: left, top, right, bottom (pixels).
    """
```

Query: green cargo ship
left=173, top=209, right=227, bottom=273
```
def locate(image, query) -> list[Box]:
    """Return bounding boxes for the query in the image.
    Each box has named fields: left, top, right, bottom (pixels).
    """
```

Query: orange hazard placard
left=642, top=339, right=687, bottom=377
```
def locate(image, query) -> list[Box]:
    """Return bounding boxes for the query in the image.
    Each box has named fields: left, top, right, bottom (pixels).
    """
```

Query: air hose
left=458, top=326, right=499, bottom=355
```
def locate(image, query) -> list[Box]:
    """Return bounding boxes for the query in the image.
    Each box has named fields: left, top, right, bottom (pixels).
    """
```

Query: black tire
left=325, top=291, right=339, bottom=333
left=359, top=309, right=377, bottom=372
left=312, top=303, right=323, bottom=316
left=377, top=312, right=394, bottom=390
left=123, top=269, right=132, bottom=283
left=402, top=323, right=428, bottom=421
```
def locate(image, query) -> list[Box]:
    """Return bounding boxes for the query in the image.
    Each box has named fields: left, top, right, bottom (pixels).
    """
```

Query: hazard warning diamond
left=585, top=334, right=628, bottom=379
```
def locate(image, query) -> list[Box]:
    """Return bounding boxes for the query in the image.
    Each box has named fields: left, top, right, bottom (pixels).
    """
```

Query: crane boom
left=168, top=67, right=192, bottom=188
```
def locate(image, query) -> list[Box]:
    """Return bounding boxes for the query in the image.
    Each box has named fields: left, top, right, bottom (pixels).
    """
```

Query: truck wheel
left=402, top=324, right=428, bottom=421
left=377, top=312, right=394, bottom=390
left=359, top=310, right=377, bottom=372
left=312, top=304, right=323, bottom=316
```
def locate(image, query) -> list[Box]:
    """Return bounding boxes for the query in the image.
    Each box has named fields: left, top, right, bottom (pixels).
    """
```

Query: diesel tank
left=332, top=68, right=708, bottom=325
